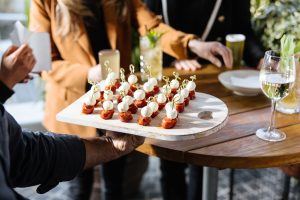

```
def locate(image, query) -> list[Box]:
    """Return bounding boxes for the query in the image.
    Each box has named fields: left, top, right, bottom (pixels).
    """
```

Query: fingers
left=206, top=52, right=222, bottom=68
left=212, top=43, right=233, bottom=68
left=3, top=45, right=18, bottom=56
left=174, top=60, right=202, bottom=71
left=23, top=51, right=36, bottom=71
left=187, top=60, right=201, bottom=71
left=14, top=44, right=32, bottom=58
left=19, top=75, right=34, bottom=84
left=174, top=61, right=184, bottom=70
left=179, top=60, right=190, bottom=71
left=131, top=135, right=145, bottom=147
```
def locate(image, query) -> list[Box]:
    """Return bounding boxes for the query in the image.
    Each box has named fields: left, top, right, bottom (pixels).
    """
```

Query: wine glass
left=256, top=50, right=296, bottom=142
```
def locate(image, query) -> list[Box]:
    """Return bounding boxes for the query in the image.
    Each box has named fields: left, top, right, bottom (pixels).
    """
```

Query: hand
left=106, top=131, right=145, bottom=157
left=88, top=64, right=102, bottom=82
left=188, top=39, right=233, bottom=68
left=0, top=44, right=36, bottom=89
left=82, top=131, right=144, bottom=169
left=173, top=59, right=201, bottom=71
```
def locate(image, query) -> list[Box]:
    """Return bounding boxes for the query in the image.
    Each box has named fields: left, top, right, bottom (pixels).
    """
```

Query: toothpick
left=129, top=64, right=135, bottom=74
left=162, top=76, right=170, bottom=85
left=173, top=72, right=181, bottom=81
left=120, top=68, right=126, bottom=83
left=190, top=75, right=196, bottom=82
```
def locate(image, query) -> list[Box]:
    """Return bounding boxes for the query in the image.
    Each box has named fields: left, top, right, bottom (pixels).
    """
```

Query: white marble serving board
left=56, top=92, right=228, bottom=141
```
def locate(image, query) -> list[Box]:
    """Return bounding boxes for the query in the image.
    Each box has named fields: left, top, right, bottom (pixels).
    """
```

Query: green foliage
left=280, top=34, right=296, bottom=69
left=25, top=0, right=30, bottom=26
left=280, top=35, right=295, bottom=57
left=146, top=29, right=164, bottom=48
left=251, top=0, right=300, bottom=52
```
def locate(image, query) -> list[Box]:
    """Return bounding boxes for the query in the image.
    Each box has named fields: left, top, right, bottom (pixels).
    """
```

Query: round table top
left=136, top=65, right=300, bottom=169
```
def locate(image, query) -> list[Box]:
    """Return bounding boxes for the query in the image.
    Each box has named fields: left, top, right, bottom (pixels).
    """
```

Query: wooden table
left=136, top=65, right=300, bottom=200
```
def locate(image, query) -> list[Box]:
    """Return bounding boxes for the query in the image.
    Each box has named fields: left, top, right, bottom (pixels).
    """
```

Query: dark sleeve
left=6, top=111, right=86, bottom=194
left=143, top=0, right=162, bottom=15
left=233, top=0, right=265, bottom=67
left=0, top=81, right=14, bottom=104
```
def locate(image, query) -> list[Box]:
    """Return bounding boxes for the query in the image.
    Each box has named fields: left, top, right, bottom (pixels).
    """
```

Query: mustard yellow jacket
left=29, top=0, right=195, bottom=137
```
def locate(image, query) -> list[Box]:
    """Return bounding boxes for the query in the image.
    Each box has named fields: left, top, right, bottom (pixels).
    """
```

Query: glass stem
left=267, top=100, right=277, bottom=132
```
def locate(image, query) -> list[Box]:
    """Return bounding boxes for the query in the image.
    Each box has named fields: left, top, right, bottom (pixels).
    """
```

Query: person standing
left=144, top=0, right=265, bottom=199
left=29, top=0, right=233, bottom=199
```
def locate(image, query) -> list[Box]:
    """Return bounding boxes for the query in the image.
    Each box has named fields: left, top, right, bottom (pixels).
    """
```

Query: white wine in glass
left=256, top=50, right=296, bottom=142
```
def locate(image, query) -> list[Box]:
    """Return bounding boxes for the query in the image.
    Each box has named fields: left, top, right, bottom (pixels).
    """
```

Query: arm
left=8, top=110, right=143, bottom=193
left=8, top=111, right=86, bottom=192
left=132, top=0, right=232, bottom=68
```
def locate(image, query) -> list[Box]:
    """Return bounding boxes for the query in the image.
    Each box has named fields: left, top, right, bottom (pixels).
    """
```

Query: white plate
left=56, top=92, right=228, bottom=141
left=218, top=70, right=261, bottom=96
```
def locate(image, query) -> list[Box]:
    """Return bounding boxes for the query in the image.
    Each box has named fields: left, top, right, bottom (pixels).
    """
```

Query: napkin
left=230, top=75, right=260, bottom=88
left=10, top=21, right=51, bottom=73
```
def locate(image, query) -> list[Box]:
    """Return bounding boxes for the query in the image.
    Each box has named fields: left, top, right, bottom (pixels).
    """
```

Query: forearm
left=82, top=137, right=119, bottom=169
left=82, top=133, right=144, bottom=169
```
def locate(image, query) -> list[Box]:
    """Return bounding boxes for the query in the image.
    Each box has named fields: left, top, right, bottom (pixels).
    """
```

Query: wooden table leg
left=202, top=167, right=218, bottom=200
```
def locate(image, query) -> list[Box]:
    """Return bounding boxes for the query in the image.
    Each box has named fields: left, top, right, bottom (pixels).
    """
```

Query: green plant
left=145, top=28, right=164, bottom=48
left=251, top=0, right=300, bottom=52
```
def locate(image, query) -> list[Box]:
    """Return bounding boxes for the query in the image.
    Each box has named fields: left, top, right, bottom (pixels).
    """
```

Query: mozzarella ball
left=118, top=102, right=129, bottom=112
left=97, top=81, right=105, bottom=91
left=141, top=106, right=153, bottom=117
left=143, top=81, right=154, bottom=92
left=166, top=109, right=178, bottom=119
left=105, top=78, right=113, bottom=86
left=170, top=79, right=179, bottom=89
left=84, top=95, right=96, bottom=106
left=148, top=77, right=158, bottom=86
left=107, top=72, right=117, bottom=81
left=121, top=82, right=130, bottom=91
left=173, top=94, right=184, bottom=104
left=104, top=90, right=113, bottom=100
left=180, top=88, right=189, bottom=98
left=128, top=74, right=138, bottom=85
left=186, top=81, right=196, bottom=91
left=165, top=102, right=174, bottom=111
left=92, top=91, right=100, bottom=100
left=103, top=100, right=114, bottom=110
left=118, top=85, right=129, bottom=94
left=157, top=93, right=167, bottom=104
left=134, top=89, right=145, bottom=100
left=122, top=95, right=134, bottom=105
left=148, top=101, right=159, bottom=112
left=161, top=85, right=171, bottom=95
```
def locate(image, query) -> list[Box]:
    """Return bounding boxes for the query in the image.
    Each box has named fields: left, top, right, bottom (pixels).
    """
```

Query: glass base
left=256, top=128, right=286, bottom=142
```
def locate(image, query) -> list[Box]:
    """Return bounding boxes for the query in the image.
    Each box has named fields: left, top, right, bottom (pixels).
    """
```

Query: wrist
left=0, top=75, right=14, bottom=89
left=188, top=39, right=202, bottom=55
